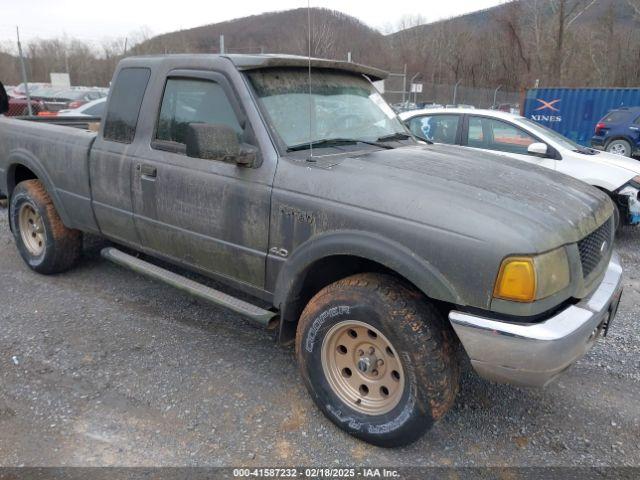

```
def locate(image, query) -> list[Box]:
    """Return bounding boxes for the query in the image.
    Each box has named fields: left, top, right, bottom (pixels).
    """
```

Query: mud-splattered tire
left=296, top=273, right=459, bottom=447
left=9, top=180, right=82, bottom=274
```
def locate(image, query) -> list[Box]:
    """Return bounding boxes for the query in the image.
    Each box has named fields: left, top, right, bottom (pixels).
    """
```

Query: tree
left=548, top=0, right=597, bottom=82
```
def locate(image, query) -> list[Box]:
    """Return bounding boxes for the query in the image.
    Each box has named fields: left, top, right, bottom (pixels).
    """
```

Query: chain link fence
left=380, top=70, right=521, bottom=111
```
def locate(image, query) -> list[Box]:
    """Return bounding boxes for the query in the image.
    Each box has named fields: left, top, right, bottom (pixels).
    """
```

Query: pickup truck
left=0, top=54, right=624, bottom=447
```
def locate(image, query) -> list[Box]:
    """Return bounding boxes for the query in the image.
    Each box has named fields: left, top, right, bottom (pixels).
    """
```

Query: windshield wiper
left=377, top=132, right=411, bottom=141
left=378, top=132, right=433, bottom=144
left=286, top=138, right=394, bottom=152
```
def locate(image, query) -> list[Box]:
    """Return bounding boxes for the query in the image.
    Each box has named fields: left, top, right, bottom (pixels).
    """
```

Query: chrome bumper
left=449, top=253, right=623, bottom=387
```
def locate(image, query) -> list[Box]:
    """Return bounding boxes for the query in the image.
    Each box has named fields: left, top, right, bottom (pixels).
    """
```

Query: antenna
left=307, top=0, right=314, bottom=160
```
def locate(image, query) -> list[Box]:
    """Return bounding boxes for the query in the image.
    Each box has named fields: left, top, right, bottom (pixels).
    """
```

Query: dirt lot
left=0, top=204, right=638, bottom=467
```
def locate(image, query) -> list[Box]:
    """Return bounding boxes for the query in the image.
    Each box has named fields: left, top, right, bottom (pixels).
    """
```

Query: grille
left=578, top=218, right=613, bottom=278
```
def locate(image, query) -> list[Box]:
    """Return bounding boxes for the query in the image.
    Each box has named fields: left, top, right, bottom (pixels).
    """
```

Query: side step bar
left=101, top=247, right=278, bottom=329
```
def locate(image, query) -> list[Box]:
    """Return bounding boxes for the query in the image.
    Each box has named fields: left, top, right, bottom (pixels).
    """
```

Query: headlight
left=494, top=248, right=571, bottom=303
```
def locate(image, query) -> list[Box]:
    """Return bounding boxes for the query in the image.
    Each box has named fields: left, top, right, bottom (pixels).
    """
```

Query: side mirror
left=527, top=142, right=549, bottom=157
left=185, top=123, right=259, bottom=167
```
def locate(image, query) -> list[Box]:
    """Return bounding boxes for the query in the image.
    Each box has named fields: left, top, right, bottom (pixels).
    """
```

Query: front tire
left=295, top=273, right=459, bottom=447
left=606, top=139, right=632, bottom=157
left=9, top=180, right=82, bottom=274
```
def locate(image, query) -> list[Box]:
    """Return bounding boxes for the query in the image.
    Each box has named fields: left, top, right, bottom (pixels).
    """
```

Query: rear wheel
left=296, top=273, right=459, bottom=447
left=9, top=180, right=82, bottom=274
left=606, top=139, right=632, bottom=157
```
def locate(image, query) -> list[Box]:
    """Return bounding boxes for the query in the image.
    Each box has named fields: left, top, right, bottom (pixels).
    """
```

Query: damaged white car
left=400, top=108, right=640, bottom=227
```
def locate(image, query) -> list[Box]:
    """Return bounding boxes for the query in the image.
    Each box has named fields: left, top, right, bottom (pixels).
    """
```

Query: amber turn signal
left=493, top=257, right=537, bottom=303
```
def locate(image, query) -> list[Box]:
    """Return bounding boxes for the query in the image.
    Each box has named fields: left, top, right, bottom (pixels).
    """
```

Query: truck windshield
left=247, top=68, right=409, bottom=150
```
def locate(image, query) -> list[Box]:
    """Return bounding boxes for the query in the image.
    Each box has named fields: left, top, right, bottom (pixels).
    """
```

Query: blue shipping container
left=523, top=87, right=640, bottom=146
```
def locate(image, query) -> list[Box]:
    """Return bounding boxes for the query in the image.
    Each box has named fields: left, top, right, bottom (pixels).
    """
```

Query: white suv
left=400, top=108, right=640, bottom=227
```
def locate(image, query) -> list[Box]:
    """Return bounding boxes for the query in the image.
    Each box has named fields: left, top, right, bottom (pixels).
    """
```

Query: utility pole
left=123, top=37, right=128, bottom=56
left=452, top=79, right=462, bottom=106
left=220, top=35, right=225, bottom=54
left=493, top=85, right=502, bottom=109
left=347, top=51, right=352, bottom=62
left=410, top=72, right=422, bottom=104
left=16, top=26, right=33, bottom=116
left=402, top=64, right=407, bottom=103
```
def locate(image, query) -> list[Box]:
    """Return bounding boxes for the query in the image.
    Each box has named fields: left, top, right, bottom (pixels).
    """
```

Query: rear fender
left=5, top=150, right=72, bottom=226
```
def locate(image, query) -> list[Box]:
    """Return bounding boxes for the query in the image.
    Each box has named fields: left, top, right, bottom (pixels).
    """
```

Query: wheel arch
left=273, top=231, right=462, bottom=343
left=604, top=136, right=633, bottom=149
left=4, top=151, right=71, bottom=226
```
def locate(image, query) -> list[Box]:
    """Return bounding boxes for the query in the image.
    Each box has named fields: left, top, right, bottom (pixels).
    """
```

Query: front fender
left=273, top=229, right=463, bottom=321
left=5, top=149, right=72, bottom=226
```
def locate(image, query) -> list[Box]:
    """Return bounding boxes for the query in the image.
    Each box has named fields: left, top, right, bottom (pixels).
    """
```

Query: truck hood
left=310, top=143, right=613, bottom=250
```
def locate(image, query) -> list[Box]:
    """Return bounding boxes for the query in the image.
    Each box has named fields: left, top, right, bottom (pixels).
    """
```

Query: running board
left=100, top=247, right=278, bottom=329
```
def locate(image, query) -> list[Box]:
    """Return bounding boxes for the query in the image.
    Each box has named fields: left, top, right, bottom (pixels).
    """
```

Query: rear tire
left=295, top=273, right=459, bottom=447
left=606, top=139, right=632, bottom=157
left=9, top=180, right=82, bottom=274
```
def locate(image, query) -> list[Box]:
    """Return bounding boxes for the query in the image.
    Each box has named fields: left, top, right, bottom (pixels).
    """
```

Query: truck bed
left=18, top=115, right=102, bottom=131
left=0, top=117, right=100, bottom=232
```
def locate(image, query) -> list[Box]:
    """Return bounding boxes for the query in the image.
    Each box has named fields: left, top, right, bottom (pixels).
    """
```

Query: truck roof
left=122, top=53, right=388, bottom=81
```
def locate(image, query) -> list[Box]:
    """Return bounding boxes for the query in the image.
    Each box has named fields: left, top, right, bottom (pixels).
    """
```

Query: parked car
left=9, top=82, right=48, bottom=98
left=39, top=88, right=106, bottom=112
left=591, top=107, right=640, bottom=158
left=6, top=95, right=44, bottom=116
left=400, top=108, right=640, bottom=226
left=391, top=101, right=417, bottom=113
left=0, top=55, right=623, bottom=447
left=493, top=103, right=519, bottom=114
left=416, top=102, right=443, bottom=109
left=57, top=97, right=107, bottom=118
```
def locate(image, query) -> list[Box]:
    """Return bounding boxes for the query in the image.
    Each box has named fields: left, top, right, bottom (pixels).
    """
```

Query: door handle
left=139, top=164, right=157, bottom=178
left=630, top=126, right=639, bottom=131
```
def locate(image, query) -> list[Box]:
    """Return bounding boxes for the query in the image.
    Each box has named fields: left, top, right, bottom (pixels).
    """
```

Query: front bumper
left=449, top=253, right=623, bottom=387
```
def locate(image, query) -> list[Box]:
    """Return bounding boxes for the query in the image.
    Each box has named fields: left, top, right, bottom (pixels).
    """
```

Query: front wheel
left=606, top=139, right=632, bottom=157
left=295, top=273, right=459, bottom=447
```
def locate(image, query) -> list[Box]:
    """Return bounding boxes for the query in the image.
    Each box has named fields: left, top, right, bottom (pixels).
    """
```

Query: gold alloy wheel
left=321, top=320, right=405, bottom=415
left=19, top=203, right=46, bottom=256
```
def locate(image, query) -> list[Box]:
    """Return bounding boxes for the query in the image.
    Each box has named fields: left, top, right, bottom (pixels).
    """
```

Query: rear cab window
left=103, top=67, right=151, bottom=143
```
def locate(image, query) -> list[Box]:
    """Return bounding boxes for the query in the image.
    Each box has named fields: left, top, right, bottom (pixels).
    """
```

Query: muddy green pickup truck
left=0, top=54, right=624, bottom=447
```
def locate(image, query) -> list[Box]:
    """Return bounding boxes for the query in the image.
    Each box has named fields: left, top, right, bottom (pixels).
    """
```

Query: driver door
left=131, top=71, right=274, bottom=289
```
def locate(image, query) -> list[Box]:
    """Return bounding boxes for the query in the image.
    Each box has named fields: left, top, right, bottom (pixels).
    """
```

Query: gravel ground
left=0, top=205, right=638, bottom=467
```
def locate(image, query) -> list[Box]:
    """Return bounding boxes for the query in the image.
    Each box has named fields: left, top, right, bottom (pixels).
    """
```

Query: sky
left=0, top=0, right=505, bottom=46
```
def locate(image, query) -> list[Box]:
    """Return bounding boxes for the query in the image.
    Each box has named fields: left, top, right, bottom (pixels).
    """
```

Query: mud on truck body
left=0, top=54, right=624, bottom=446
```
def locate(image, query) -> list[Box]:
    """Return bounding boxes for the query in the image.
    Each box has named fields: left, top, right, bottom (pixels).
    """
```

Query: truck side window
left=103, top=67, right=151, bottom=144
left=156, top=78, right=242, bottom=147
